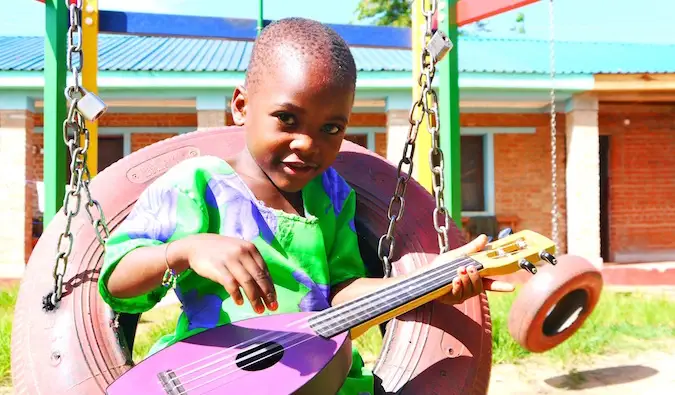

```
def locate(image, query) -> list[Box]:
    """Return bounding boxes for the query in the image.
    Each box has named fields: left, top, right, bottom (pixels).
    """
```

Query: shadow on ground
left=545, top=365, right=659, bottom=390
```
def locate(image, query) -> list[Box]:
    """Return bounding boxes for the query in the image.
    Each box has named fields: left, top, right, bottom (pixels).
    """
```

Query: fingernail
left=269, top=301, right=278, bottom=311
left=461, top=267, right=467, bottom=274
left=254, top=304, right=264, bottom=314
left=234, top=298, right=244, bottom=306
left=468, top=266, right=475, bottom=274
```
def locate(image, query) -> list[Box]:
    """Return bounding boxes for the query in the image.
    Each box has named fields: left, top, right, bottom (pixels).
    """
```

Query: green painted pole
left=43, top=0, right=67, bottom=226
left=257, top=0, right=264, bottom=34
left=439, top=1, right=462, bottom=227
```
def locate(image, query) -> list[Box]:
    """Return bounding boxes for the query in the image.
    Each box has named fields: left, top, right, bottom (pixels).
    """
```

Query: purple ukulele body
left=106, top=230, right=555, bottom=394
left=106, top=312, right=352, bottom=395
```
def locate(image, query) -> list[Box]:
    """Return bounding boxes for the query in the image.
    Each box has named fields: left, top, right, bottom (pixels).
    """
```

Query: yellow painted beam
left=82, top=0, right=99, bottom=176
left=411, top=2, right=433, bottom=192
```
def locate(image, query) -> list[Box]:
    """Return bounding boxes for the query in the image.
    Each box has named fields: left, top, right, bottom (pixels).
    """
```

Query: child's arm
left=329, top=235, right=514, bottom=307
left=105, top=239, right=190, bottom=299
left=106, top=233, right=278, bottom=314
left=100, top=157, right=277, bottom=315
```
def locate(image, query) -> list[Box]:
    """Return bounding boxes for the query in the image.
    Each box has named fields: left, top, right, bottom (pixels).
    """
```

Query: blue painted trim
left=97, top=107, right=197, bottom=114
left=459, top=130, right=497, bottom=216
left=196, top=94, right=229, bottom=111
left=99, top=11, right=411, bottom=49
left=461, top=127, right=536, bottom=135
left=123, top=133, right=131, bottom=156
left=0, top=71, right=595, bottom=92
left=484, top=133, right=496, bottom=215
left=385, top=92, right=412, bottom=111
left=346, top=127, right=384, bottom=135
left=34, top=127, right=195, bottom=134
left=0, top=94, right=34, bottom=111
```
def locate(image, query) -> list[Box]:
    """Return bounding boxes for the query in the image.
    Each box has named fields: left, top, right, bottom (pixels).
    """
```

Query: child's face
left=232, top=56, right=355, bottom=193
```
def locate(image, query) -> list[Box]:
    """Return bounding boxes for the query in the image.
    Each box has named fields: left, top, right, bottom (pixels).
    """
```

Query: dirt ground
left=488, top=343, right=675, bottom=394
left=2, top=347, right=672, bottom=395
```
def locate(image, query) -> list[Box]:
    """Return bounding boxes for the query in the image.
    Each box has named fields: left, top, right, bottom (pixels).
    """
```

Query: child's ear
left=230, top=85, right=248, bottom=125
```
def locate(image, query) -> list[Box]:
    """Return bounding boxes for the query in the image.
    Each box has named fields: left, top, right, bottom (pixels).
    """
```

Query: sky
left=0, top=0, right=673, bottom=44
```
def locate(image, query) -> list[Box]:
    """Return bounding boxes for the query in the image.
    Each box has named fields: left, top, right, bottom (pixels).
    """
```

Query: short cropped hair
left=245, top=17, right=357, bottom=93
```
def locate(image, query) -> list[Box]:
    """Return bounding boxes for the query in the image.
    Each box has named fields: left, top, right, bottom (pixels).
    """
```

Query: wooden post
left=82, top=0, right=100, bottom=176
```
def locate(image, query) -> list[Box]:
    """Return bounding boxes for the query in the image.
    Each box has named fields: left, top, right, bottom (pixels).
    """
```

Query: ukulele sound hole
left=235, top=341, right=285, bottom=371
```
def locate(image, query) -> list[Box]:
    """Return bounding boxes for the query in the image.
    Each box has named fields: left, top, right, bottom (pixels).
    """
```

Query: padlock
left=426, top=30, right=453, bottom=64
left=76, top=88, right=108, bottom=122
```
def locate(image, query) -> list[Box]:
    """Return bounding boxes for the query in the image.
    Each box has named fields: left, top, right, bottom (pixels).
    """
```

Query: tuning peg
left=539, top=251, right=557, bottom=265
left=518, top=258, right=537, bottom=275
left=498, top=228, right=513, bottom=239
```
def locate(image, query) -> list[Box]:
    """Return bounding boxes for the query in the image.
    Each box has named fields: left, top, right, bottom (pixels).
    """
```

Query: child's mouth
left=281, top=161, right=317, bottom=176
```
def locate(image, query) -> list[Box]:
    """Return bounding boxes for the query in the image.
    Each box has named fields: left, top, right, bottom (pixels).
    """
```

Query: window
left=344, top=134, right=368, bottom=149
left=66, top=135, right=124, bottom=180
left=98, top=136, right=125, bottom=172
left=461, top=135, right=485, bottom=212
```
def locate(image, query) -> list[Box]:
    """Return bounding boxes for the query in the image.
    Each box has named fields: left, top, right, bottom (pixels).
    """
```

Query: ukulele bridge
left=158, top=369, right=186, bottom=395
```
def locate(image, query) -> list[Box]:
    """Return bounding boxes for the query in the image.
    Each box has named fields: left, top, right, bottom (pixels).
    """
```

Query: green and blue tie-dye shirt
left=99, top=155, right=373, bottom=394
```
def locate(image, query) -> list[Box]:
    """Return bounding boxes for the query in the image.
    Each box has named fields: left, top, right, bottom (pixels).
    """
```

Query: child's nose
left=289, top=134, right=318, bottom=154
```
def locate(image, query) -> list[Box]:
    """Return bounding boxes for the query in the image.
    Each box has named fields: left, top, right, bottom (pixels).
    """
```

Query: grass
left=488, top=288, right=675, bottom=366
left=0, top=285, right=18, bottom=386
left=1, top=285, right=674, bottom=386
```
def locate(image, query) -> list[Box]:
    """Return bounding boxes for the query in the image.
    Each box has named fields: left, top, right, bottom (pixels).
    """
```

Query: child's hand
left=432, top=234, right=515, bottom=305
left=181, top=234, right=278, bottom=314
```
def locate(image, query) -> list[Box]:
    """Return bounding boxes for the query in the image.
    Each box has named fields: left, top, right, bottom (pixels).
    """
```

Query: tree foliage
left=354, top=0, right=412, bottom=27
left=353, top=0, right=526, bottom=34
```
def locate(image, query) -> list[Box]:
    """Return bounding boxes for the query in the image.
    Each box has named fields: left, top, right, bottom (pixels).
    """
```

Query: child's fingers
left=242, top=250, right=277, bottom=311
left=214, top=264, right=245, bottom=306
left=227, top=259, right=267, bottom=314
left=482, top=278, right=515, bottom=292
left=456, top=234, right=489, bottom=256
left=467, top=265, right=483, bottom=294
left=452, top=276, right=462, bottom=300
left=432, top=235, right=489, bottom=268
left=458, top=266, right=473, bottom=299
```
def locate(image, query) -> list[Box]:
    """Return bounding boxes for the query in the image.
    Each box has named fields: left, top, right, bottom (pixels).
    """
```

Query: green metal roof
left=0, top=34, right=672, bottom=75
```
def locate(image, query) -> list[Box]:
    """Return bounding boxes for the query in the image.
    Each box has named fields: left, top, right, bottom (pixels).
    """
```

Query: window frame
left=460, top=127, right=536, bottom=217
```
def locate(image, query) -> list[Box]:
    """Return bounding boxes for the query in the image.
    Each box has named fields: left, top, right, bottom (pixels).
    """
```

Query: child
left=99, top=17, right=513, bottom=395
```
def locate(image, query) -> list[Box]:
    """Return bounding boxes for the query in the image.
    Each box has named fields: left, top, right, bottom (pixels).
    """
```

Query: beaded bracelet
left=161, top=241, right=177, bottom=289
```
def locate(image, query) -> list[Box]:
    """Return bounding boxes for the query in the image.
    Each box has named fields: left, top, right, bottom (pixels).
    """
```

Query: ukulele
left=106, top=230, right=556, bottom=395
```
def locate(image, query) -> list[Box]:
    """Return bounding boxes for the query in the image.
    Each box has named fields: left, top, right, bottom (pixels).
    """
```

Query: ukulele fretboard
left=308, top=256, right=483, bottom=338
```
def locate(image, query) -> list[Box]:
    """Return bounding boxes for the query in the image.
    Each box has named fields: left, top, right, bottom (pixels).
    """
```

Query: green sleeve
left=98, top=156, right=229, bottom=314
left=327, top=188, right=367, bottom=287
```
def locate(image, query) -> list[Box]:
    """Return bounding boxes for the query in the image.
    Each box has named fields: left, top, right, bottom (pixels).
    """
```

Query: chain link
left=45, top=0, right=110, bottom=309
left=548, top=0, right=559, bottom=252
left=378, top=0, right=448, bottom=277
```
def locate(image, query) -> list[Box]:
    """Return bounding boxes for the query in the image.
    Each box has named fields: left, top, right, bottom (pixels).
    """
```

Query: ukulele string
left=175, top=332, right=317, bottom=395
left=168, top=255, right=476, bottom=380
left=309, top=256, right=478, bottom=333
left=169, top=313, right=313, bottom=375
left=167, top=256, right=480, bottom=391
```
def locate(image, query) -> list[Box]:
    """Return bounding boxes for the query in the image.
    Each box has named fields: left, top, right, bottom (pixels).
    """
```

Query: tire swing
left=507, top=0, right=604, bottom=354
left=11, top=2, right=492, bottom=394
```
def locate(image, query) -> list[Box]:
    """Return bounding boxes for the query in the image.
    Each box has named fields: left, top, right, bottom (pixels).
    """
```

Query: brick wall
left=462, top=113, right=568, bottom=253
left=375, top=132, right=387, bottom=158
left=131, top=133, right=179, bottom=153
left=600, top=103, right=675, bottom=260
left=33, top=112, right=198, bottom=127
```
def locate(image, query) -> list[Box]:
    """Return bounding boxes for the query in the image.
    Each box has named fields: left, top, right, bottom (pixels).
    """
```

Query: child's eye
left=276, top=113, right=296, bottom=126
left=321, top=124, right=342, bottom=135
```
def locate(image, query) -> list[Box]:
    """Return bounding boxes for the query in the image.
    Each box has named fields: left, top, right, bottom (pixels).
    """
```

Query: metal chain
left=45, top=0, right=110, bottom=309
left=548, top=0, right=559, bottom=252
left=378, top=0, right=448, bottom=277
